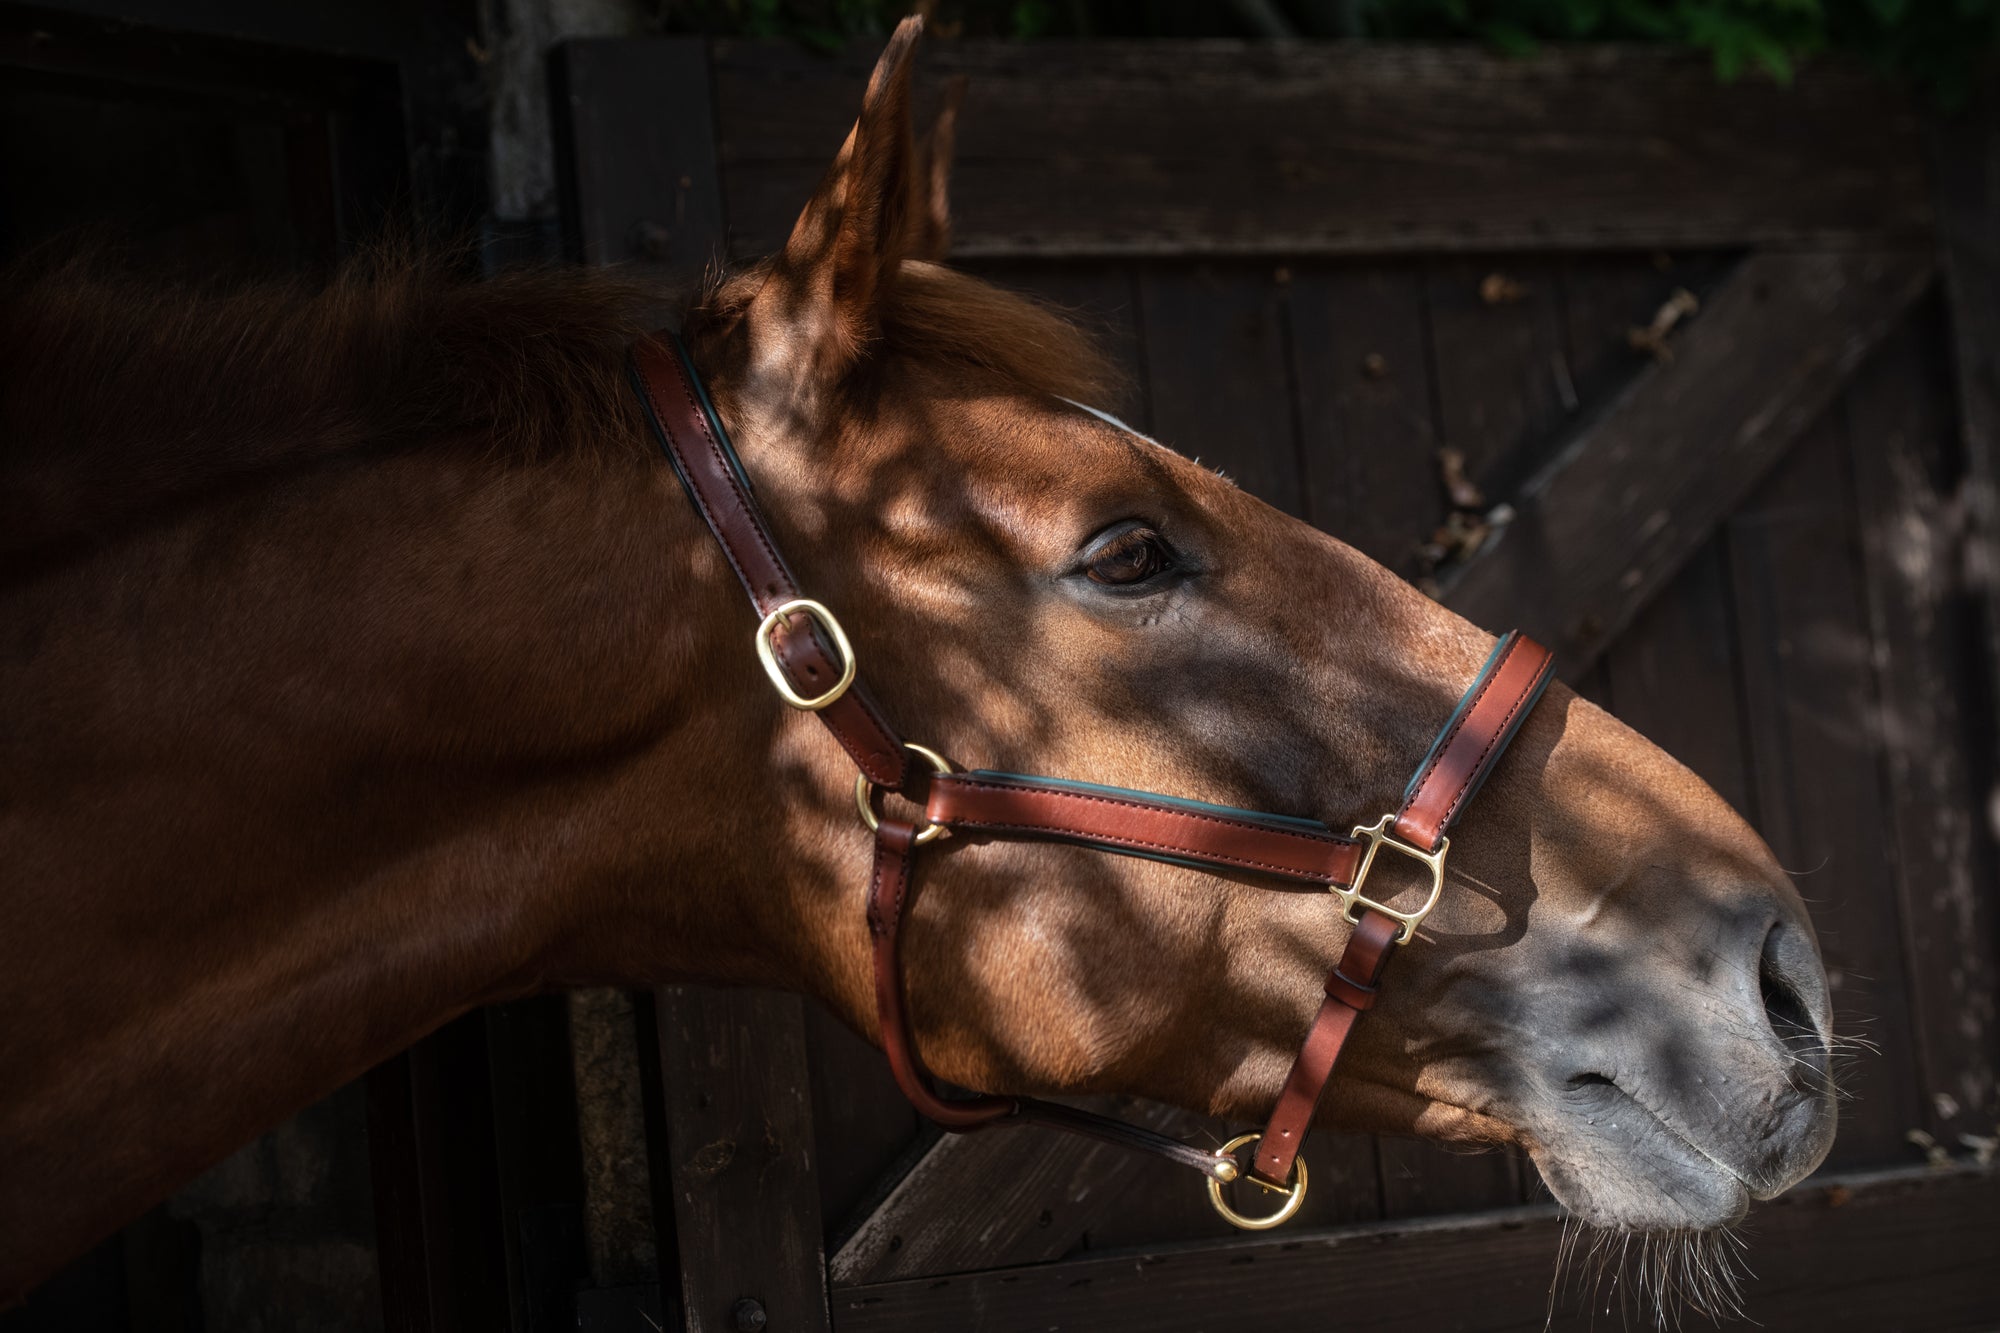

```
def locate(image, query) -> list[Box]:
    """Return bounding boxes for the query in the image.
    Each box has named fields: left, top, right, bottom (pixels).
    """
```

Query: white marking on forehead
left=1057, top=396, right=1172, bottom=453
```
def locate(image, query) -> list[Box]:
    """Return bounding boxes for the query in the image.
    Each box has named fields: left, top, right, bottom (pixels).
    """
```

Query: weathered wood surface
left=555, top=37, right=726, bottom=274
left=1922, top=82, right=2000, bottom=1137
left=828, top=1098, right=1200, bottom=1285
left=1844, top=312, right=2000, bottom=1138
left=1288, top=264, right=1437, bottom=574
left=1728, top=415, right=1924, bottom=1167
left=1440, top=249, right=1933, bottom=677
left=833, top=1165, right=2000, bottom=1332
left=1927, top=75, right=2000, bottom=762
left=711, top=43, right=1930, bottom=261
left=653, top=987, right=830, bottom=1333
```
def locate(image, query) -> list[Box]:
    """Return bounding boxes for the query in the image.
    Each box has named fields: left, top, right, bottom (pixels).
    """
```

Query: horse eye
left=1085, top=528, right=1176, bottom=587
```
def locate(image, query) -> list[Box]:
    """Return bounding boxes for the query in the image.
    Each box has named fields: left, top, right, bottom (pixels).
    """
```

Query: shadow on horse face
left=718, top=362, right=1838, bottom=1235
left=684, top=16, right=1839, bottom=1237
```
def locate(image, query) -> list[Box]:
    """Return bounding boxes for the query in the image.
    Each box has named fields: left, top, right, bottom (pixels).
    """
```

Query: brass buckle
left=754, top=598, right=857, bottom=711
left=1205, top=1133, right=1308, bottom=1231
left=1336, top=814, right=1450, bottom=945
left=855, top=743, right=955, bottom=847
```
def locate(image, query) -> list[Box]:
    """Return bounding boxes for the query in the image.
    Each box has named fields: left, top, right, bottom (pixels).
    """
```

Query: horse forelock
left=685, top=257, right=1123, bottom=411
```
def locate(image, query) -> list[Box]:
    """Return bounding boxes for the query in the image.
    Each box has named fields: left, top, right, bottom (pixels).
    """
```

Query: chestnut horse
left=2, top=18, right=1835, bottom=1308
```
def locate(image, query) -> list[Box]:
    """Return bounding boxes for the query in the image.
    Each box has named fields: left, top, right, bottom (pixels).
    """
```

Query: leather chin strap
left=630, top=331, right=1556, bottom=1222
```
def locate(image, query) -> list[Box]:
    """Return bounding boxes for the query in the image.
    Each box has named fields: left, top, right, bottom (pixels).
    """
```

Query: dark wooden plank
left=365, top=1019, right=513, bottom=1333
left=1288, top=262, right=1437, bottom=575
left=566, top=989, right=660, bottom=1292
left=553, top=37, right=726, bottom=274
left=1425, top=258, right=1573, bottom=500
left=1726, top=415, right=1924, bottom=1169
left=1599, top=538, right=1754, bottom=820
left=833, top=1165, right=2000, bottom=1333
left=1562, top=252, right=1759, bottom=820
left=481, top=998, right=591, bottom=1330
left=1138, top=263, right=1303, bottom=515
left=1441, top=250, right=1934, bottom=676
left=1843, top=306, right=2000, bottom=1137
left=711, top=43, right=1930, bottom=261
left=653, top=987, right=830, bottom=1333
left=1925, top=74, right=2000, bottom=766
left=805, top=999, right=920, bottom=1249
left=1555, top=253, right=1733, bottom=411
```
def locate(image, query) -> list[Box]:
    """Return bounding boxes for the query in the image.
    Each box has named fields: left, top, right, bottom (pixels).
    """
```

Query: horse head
left=680, top=17, right=1836, bottom=1238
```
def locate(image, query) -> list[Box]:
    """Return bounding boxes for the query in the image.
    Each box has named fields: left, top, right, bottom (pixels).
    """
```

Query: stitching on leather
left=633, top=351, right=762, bottom=602
left=951, top=820, right=1330, bottom=877
left=946, top=779, right=1352, bottom=845
left=657, top=345, right=794, bottom=605
left=1398, top=636, right=1521, bottom=839
left=1436, top=650, right=1551, bottom=834
left=940, top=780, right=1358, bottom=876
left=640, top=342, right=904, bottom=785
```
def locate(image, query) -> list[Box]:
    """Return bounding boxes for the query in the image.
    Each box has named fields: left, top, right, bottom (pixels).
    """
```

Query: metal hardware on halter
left=1206, top=1134, right=1308, bottom=1230
left=856, top=743, right=955, bottom=846
left=628, top=328, right=1557, bottom=1243
left=754, top=598, right=857, bottom=711
left=1337, top=815, right=1450, bottom=945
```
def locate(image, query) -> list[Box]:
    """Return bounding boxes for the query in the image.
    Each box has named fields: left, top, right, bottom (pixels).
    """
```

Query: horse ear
left=744, top=16, right=928, bottom=395
left=908, top=75, right=966, bottom=262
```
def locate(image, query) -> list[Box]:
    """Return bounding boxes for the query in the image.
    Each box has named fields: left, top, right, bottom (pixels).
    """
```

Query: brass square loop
left=1335, top=814, right=1450, bottom=945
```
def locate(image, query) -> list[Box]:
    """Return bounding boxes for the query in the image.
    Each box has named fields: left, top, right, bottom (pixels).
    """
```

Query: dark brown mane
left=1, top=249, right=1114, bottom=566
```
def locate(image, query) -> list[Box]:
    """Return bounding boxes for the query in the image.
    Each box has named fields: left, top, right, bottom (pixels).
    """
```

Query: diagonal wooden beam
left=827, top=1097, right=1200, bottom=1285
left=1441, top=250, right=1934, bottom=677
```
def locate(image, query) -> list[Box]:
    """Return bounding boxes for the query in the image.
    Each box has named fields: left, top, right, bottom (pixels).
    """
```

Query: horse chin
left=1525, top=1079, right=1763, bottom=1232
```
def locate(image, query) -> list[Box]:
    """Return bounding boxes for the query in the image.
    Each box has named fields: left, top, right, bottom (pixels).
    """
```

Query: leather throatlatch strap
left=627, top=327, right=1557, bottom=1201
left=1251, top=632, right=1555, bottom=1187
left=629, top=333, right=910, bottom=790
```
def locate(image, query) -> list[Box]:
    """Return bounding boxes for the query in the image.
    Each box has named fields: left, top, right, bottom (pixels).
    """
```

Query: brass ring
left=1205, top=1133, right=1308, bottom=1231
left=855, top=743, right=955, bottom=846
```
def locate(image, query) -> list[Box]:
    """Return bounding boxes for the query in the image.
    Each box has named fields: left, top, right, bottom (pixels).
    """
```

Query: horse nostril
left=1759, top=921, right=1824, bottom=1055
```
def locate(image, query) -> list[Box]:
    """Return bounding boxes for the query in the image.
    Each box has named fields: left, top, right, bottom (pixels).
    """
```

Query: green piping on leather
left=1395, top=630, right=1552, bottom=830
left=957, top=770, right=1338, bottom=879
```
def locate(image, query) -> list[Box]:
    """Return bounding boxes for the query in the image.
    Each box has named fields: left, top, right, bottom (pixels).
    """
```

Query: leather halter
left=629, top=332, right=1555, bottom=1227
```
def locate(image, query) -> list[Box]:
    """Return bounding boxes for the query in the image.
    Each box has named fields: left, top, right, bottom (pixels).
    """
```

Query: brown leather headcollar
left=629, top=331, right=1555, bottom=1228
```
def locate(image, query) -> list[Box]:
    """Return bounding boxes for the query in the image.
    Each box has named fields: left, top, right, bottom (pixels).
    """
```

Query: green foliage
left=1359, top=0, right=1999, bottom=102
left=657, top=0, right=2000, bottom=103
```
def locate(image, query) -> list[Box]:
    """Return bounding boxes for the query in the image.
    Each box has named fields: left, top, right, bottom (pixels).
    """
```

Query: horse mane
left=0, top=246, right=1115, bottom=564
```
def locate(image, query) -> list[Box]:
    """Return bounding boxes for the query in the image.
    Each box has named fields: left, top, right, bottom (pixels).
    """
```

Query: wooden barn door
left=556, top=39, right=2000, bottom=1331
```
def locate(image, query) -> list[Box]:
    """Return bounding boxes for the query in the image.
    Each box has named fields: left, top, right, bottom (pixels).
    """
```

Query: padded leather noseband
left=629, top=331, right=1555, bottom=1223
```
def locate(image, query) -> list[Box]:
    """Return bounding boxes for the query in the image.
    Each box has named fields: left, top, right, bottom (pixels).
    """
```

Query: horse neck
left=0, top=436, right=776, bottom=1290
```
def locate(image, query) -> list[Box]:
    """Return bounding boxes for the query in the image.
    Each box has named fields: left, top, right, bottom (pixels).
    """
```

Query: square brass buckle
left=754, top=598, right=857, bottom=711
left=1335, top=814, right=1449, bottom=945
